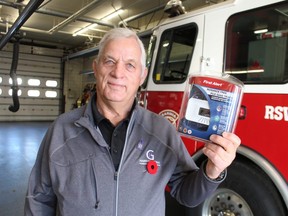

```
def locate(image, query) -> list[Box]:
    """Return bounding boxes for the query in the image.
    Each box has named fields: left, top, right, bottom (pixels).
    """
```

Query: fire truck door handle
left=238, top=105, right=247, bottom=120
left=137, top=91, right=147, bottom=109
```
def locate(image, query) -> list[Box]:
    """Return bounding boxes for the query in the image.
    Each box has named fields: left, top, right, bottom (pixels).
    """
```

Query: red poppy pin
left=147, top=160, right=158, bottom=175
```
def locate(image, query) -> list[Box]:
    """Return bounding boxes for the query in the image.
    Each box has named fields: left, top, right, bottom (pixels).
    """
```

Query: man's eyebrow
left=125, top=58, right=137, bottom=63
left=103, top=54, right=114, bottom=60
left=102, top=53, right=138, bottom=64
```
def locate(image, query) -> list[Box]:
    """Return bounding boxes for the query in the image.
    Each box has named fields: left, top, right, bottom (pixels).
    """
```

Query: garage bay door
left=0, top=46, right=63, bottom=121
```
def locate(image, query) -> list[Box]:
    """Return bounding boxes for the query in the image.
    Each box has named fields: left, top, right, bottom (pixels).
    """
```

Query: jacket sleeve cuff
left=201, top=160, right=227, bottom=183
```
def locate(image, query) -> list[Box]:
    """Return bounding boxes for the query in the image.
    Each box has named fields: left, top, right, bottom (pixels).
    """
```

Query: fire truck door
left=142, top=15, right=204, bottom=126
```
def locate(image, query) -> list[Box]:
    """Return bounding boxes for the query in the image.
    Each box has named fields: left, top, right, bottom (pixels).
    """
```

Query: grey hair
left=96, top=27, right=146, bottom=74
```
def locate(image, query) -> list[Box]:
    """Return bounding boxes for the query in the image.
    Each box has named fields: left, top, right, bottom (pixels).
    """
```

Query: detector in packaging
left=177, top=73, right=244, bottom=142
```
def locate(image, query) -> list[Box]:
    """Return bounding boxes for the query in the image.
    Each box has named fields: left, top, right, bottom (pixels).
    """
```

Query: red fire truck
left=139, top=0, right=288, bottom=215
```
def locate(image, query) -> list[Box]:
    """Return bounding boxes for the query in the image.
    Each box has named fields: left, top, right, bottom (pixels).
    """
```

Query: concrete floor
left=0, top=121, right=51, bottom=216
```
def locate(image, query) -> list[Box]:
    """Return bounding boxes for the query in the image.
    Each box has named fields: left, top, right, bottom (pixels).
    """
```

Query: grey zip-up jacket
left=25, top=99, right=223, bottom=216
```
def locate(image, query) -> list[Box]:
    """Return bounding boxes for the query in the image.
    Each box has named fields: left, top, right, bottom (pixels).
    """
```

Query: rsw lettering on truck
left=265, top=105, right=288, bottom=121
left=139, top=0, right=288, bottom=215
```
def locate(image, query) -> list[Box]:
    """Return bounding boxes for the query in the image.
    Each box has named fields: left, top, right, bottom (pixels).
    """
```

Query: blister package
left=177, top=73, right=244, bottom=142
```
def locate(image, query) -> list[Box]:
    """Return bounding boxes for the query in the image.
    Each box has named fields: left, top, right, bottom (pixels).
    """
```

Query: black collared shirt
left=91, top=94, right=134, bottom=170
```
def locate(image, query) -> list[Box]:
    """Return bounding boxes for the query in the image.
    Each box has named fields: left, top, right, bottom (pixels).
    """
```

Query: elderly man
left=25, top=27, right=241, bottom=216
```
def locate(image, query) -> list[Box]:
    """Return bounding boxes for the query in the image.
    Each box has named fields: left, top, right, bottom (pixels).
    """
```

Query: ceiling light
left=73, top=23, right=98, bottom=36
left=72, top=9, right=124, bottom=37
left=254, top=29, right=268, bottom=34
left=102, top=9, right=124, bottom=21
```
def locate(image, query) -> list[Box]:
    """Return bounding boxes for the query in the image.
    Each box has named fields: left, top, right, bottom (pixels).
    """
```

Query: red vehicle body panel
left=236, top=93, right=288, bottom=180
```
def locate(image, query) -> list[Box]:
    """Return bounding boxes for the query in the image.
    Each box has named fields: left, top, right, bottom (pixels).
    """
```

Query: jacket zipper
left=113, top=111, right=136, bottom=216
left=114, top=171, right=118, bottom=181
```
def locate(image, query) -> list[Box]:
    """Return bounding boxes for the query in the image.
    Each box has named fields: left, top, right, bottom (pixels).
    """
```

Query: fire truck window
left=153, top=24, right=197, bottom=84
left=225, top=2, right=288, bottom=84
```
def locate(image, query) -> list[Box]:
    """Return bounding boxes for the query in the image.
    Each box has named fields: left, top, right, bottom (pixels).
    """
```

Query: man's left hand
left=203, top=132, right=241, bottom=179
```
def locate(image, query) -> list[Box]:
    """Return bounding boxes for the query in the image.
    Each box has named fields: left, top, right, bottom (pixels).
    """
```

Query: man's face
left=93, top=37, right=147, bottom=104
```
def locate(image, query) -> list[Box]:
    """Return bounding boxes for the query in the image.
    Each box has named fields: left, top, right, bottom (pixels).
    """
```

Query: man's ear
left=93, top=60, right=98, bottom=78
left=140, top=68, right=148, bottom=85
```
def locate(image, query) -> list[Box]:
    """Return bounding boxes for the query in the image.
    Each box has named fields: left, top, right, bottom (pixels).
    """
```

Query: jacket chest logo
left=139, top=149, right=161, bottom=175
left=146, top=149, right=154, bottom=160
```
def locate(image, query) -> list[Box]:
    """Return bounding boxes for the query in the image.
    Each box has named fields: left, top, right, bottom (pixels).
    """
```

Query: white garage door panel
left=0, top=64, right=60, bottom=74
left=0, top=48, right=62, bottom=121
left=0, top=54, right=61, bottom=75
left=0, top=95, right=60, bottom=104
left=0, top=103, right=60, bottom=115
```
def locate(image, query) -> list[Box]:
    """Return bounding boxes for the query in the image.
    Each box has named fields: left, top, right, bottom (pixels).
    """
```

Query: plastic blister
left=177, top=73, right=244, bottom=142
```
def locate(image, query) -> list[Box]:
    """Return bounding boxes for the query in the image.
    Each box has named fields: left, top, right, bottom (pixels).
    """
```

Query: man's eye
left=104, top=59, right=114, bottom=65
left=127, top=63, right=135, bottom=69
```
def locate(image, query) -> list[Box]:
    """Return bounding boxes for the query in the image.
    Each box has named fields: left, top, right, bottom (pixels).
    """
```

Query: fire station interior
left=1, top=0, right=288, bottom=216
left=0, top=1, right=208, bottom=215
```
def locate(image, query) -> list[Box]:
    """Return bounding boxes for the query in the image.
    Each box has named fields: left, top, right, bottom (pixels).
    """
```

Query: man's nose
left=112, top=62, right=125, bottom=78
